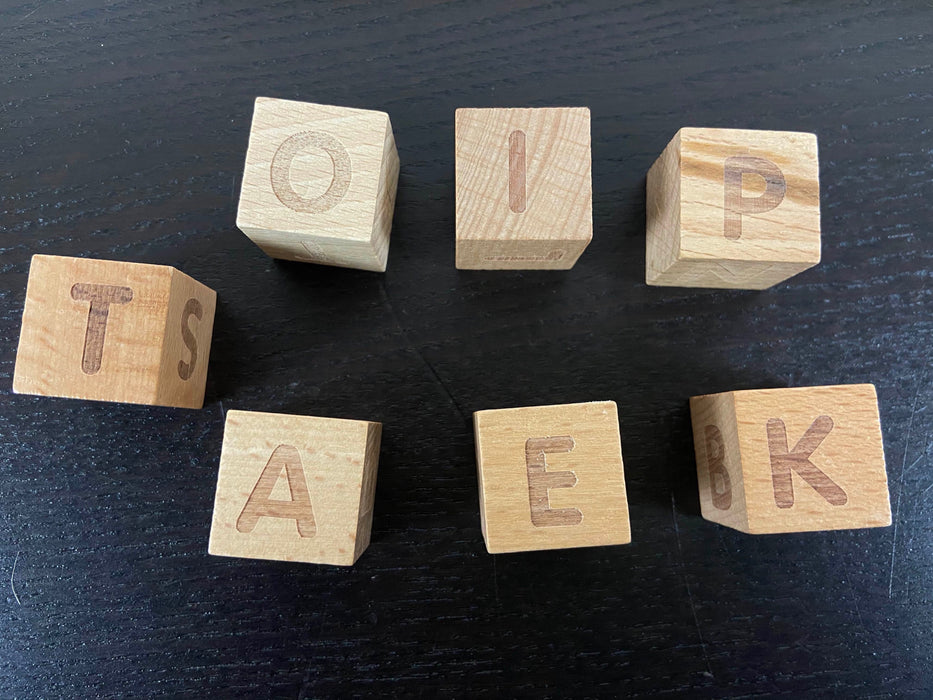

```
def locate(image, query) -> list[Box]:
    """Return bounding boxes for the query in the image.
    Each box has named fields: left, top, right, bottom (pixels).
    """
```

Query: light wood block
left=646, top=127, right=821, bottom=289
left=473, top=401, right=630, bottom=553
left=690, top=384, right=891, bottom=534
left=13, top=254, right=216, bottom=408
left=456, top=107, right=593, bottom=270
left=208, top=410, right=381, bottom=566
left=236, top=97, right=399, bottom=272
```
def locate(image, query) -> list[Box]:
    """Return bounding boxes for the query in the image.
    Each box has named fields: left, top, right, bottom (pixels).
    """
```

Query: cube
left=236, top=97, right=399, bottom=272
left=646, top=127, right=821, bottom=289
left=456, top=107, right=593, bottom=270
left=689, top=384, right=891, bottom=534
left=473, top=401, right=630, bottom=553
left=208, top=410, right=382, bottom=566
left=13, top=254, right=216, bottom=408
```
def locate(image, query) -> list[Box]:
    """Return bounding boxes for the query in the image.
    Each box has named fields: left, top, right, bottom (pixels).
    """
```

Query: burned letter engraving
left=525, top=436, right=583, bottom=527
left=236, top=444, right=316, bottom=537
left=270, top=131, right=351, bottom=214
left=723, top=155, right=786, bottom=240
left=704, top=425, right=732, bottom=510
left=70, top=283, right=134, bottom=375
left=177, top=297, right=203, bottom=381
left=509, top=129, right=526, bottom=213
left=767, top=416, right=847, bottom=508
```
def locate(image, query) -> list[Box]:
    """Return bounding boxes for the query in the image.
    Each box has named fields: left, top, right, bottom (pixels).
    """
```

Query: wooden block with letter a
left=13, top=254, right=216, bottom=408
left=236, top=97, right=399, bottom=272
left=456, top=107, right=592, bottom=270
left=208, top=410, right=382, bottom=566
left=690, top=384, right=891, bottom=534
left=473, top=401, right=630, bottom=553
left=646, top=127, right=821, bottom=289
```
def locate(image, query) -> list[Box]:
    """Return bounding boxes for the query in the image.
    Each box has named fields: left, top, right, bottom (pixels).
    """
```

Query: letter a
left=525, top=436, right=584, bottom=527
left=766, top=416, right=847, bottom=509
left=236, top=444, right=316, bottom=537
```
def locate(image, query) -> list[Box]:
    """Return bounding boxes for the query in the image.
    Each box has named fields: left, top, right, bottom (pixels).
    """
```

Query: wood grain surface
left=0, top=1, right=930, bottom=697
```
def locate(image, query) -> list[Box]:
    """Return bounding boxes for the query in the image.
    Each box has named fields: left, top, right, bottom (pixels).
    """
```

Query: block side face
left=456, top=108, right=592, bottom=258
left=353, top=422, right=383, bottom=563
left=645, top=131, right=683, bottom=285
left=155, top=269, right=217, bottom=409
left=456, top=237, right=589, bottom=270
left=646, top=257, right=816, bottom=290
left=13, top=255, right=170, bottom=405
left=475, top=401, right=630, bottom=554
left=236, top=98, right=384, bottom=256
left=732, top=384, right=891, bottom=534
left=239, top=227, right=386, bottom=271
left=369, top=121, right=400, bottom=272
left=678, top=128, right=821, bottom=266
left=208, top=410, right=374, bottom=566
left=689, top=392, right=750, bottom=532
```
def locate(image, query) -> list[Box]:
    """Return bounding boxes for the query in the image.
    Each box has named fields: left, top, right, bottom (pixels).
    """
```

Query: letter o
left=270, top=131, right=351, bottom=214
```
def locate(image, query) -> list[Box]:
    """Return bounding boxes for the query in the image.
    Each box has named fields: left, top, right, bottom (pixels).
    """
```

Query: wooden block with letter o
left=236, top=97, right=399, bottom=272
left=646, top=127, right=821, bottom=289
left=473, top=401, right=630, bottom=553
left=208, top=410, right=381, bottom=566
left=456, top=107, right=592, bottom=270
left=13, top=254, right=216, bottom=408
left=690, top=384, right=891, bottom=534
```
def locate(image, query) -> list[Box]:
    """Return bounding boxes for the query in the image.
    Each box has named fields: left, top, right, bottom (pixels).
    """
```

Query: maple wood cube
left=13, top=254, right=216, bottom=408
left=690, top=384, right=891, bottom=534
left=473, top=401, right=630, bottom=553
left=208, top=410, right=382, bottom=566
left=236, top=97, right=399, bottom=272
left=456, top=107, right=593, bottom=270
left=646, top=127, right=821, bottom=289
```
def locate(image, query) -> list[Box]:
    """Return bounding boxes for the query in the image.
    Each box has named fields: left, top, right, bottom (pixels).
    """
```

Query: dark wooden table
left=1, top=2, right=931, bottom=696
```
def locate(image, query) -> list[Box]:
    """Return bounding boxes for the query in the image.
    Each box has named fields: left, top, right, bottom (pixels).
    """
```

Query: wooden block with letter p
left=646, top=127, right=821, bottom=289
left=236, top=97, right=399, bottom=272
left=473, top=401, right=630, bottom=553
left=208, top=410, right=381, bottom=566
left=456, top=107, right=592, bottom=270
left=13, top=254, right=216, bottom=408
left=690, top=384, right=891, bottom=534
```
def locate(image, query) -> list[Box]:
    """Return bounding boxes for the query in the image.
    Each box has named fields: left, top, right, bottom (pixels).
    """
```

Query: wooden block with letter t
left=208, top=410, right=382, bottom=566
left=473, top=401, right=630, bottom=553
left=236, top=97, right=399, bottom=272
left=455, top=107, right=592, bottom=270
left=12, top=254, right=216, bottom=408
left=689, top=384, right=891, bottom=534
left=646, top=127, right=821, bottom=289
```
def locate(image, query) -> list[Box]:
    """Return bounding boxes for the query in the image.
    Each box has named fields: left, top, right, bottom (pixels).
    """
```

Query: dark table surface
left=1, top=1, right=931, bottom=697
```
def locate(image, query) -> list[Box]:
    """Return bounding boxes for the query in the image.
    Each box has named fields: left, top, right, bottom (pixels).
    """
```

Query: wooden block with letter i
left=473, top=401, right=630, bottom=553
left=236, top=97, right=399, bottom=272
left=208, top=410, right=382, bottom=566
left=13, top=254, right=216, bottom=408
left=646, top=127, right=821, bottom=289
left=690, top=384, right=891, bottom=534
left=456, top=107, right=592, bottom=269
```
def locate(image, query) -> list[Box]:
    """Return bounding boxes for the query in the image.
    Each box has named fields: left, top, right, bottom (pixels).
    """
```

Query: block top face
left=209, top=409, right=380, bottom=566
left=456, top=107, right=592, bottom=244
left=236, top=97, right=391, bottom=242
left=474, top=400, right=630, bottom=554
left=731, top=384, right=890, bottom=533
left=677, top=127, right=820, bottom=264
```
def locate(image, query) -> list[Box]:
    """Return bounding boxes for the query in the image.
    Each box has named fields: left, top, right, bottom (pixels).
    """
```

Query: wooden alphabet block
left=208, top=410, right=381, bottom=566
left=646, top=128, right=821, bottom=289
left=13, top=254, right=216, bottom=408
left=473, top=401, right=630, bottom=553
left=236, top=97, right=399, bottom=272
left=690, top=384, right=891, bottom=534
left=456, top=107, right=593, bottom=270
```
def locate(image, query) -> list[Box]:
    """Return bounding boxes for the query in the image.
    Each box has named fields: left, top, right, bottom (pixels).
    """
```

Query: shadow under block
left=473, top=401, right=630, bottom=553
left=12, top=254, right=216, bottom=408
left=689, top=384, right=891, bottom=534
left=208, top=410, right=382, bottom=566
left=646, top=127, right=821, bottom=289
left=236, top=97, right=400, bottom=272
left=455, top=107, right=593, bottom=270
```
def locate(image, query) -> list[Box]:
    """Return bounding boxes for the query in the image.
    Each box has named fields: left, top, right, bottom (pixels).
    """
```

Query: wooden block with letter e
left=473, top=401, right=630, bottom=553
left=689, top=384, right=891, bottom=534
left=646, top=127, right=821, bottom=289
left=208, top=410, right=382, bottom=566
left=13, top=254, right=216, bottom=408
left=456, top=107, right=592, bottom=270
left=236, top=97, right=399, bottom=272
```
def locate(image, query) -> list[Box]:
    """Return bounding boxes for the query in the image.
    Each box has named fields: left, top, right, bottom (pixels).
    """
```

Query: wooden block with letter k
left=690, top=384, right=891, bottom=534
left=473, top=401, right=631, bottom=553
